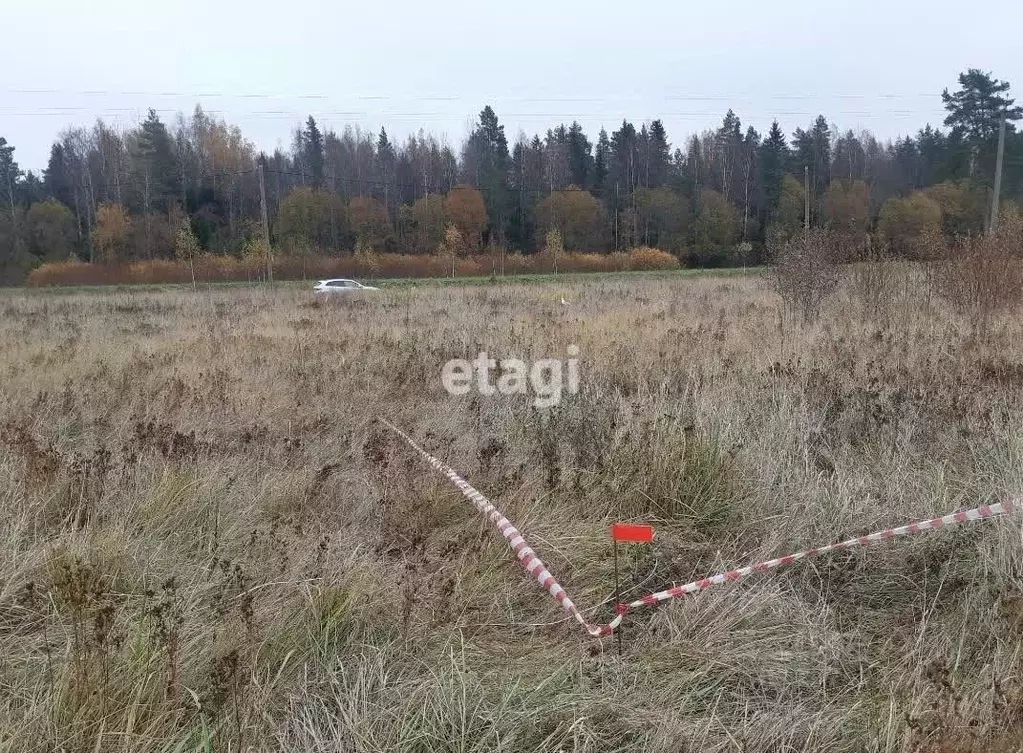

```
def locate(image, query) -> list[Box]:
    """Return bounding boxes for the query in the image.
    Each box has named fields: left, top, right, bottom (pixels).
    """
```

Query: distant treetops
left=0, top=69, right=1020, bottom=284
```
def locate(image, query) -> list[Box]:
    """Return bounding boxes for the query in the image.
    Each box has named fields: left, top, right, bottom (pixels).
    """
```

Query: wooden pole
left=990, top=113, right=1007, bottom=232
left=612, top=539, right=623, bottom=655
left=804, top=165, right=810, bottom=231
left=258, top=154, right=273, bottom=286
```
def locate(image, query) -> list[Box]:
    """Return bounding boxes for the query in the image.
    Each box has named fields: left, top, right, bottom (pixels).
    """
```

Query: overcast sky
left=2, top=0, right=1021, bottom=172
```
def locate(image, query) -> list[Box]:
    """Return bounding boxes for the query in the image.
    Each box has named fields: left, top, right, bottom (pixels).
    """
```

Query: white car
left=313, top=279, right=379, bottom=294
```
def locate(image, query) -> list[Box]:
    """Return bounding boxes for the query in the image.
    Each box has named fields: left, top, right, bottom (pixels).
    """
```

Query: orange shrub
left=493, top=253, right=537, bottom=275
left=628, top=246, right=680, bottom=271
left=24, top=260, right=87, bottom=287
left=26, top=248, right=686, bottom=287
left=521, top=251, right=633, bottom=274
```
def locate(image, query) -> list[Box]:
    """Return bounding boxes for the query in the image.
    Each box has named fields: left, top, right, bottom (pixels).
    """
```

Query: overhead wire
left=1, top=87, right=952, bottom=125
left=3, top=87, right=944, bottom=100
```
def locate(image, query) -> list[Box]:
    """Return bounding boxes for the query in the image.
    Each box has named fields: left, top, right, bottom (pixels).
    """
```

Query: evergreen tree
left=760, top=121, right=788, bottom=221
left=44, top=142, right=75, bottom=209
left=135, top=109, right=180, bottom=213
left=377, top=128, right=395, bottom=167
left=740, top=126, right=761, bottom=238
left=609, top=121, right=638, bottom=246
left=7, top=68, right=1022, bottom=267
left=943, top=70, right=1022, bottom=143
left=792, top=116, right=831, bottom=224
left=648, top=120, right=671, bottom=188
left=291, top=128, right=308, bottom=184
left=668, top=147, right=691, bottom=195
left=942, top=69, right=1022, bottom=185
left=304, top=116, right=325, bottom=189
left=892, top=137, right=921, bottom=192
left=685, top=135, right=704, bottom=196
left=545, top=124, right=570, bottom=189
left=376, top=127, right=397, bottom=212
left=566, top=121, right=593, bottom=189
left=593, top=129, right=610, bottom=194
left=637, top=124, right=651, bottom=188
left=461, top=106, right=511, bottom=241
left=0, top=136, right=21, bottom=226
left=609, top=120, right=638, bottom=192
left=18, top=171, right=46, bottom=207
left=507, top=139, right=532, bottom=251
left=715, top=110, right=743, bottom=201
left=915, top=125, right=949, bottom=186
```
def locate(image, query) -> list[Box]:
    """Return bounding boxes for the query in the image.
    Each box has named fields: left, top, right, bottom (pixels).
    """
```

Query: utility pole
left=614, top=182, right=619, bottom=251
left=990, top=112, right=1007, bottom=232
left=803, top=165, right=810, bottom=231
left=257, top=154, right=273, bottom=286
left=4, top=170, right=16, bottom=242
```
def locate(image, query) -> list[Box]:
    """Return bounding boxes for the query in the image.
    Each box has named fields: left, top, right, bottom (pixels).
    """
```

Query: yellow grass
left=1, top=267, right=1022, bottom=752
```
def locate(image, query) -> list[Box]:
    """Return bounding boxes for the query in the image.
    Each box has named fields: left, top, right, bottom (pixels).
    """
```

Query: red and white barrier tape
left=381, top=420, right=606, bottom=637
left=380, top=420, right=1016, bottom=639
left=610, top=498, right=1015, bottom=633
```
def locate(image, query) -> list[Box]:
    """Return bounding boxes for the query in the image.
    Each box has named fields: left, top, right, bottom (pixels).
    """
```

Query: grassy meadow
left=1, top=268, right=1022, bottom=752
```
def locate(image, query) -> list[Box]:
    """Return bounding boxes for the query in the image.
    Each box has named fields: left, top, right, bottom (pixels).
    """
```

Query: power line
left=3, top=87, right=944, bottom=101
left=36, top=167, right=258, bottom=198
left=0, top=107, right=950, bottom=122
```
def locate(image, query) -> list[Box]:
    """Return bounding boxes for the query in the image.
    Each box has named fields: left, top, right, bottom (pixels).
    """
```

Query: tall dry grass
left=932, top=213, right=1023, bottom=333
left=1, top=265, right=1022, bottom=752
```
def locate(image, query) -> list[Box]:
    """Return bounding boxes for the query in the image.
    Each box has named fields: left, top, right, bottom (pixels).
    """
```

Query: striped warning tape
left=380, top=419, right=607, bottom=637
left=609, top=498, right=1015, bottom=632
left=380, top=419, right=1016, bottom=639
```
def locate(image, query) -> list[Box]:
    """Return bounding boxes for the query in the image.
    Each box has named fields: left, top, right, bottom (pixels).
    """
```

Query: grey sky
left=3, top=0, right=1021, bottom=172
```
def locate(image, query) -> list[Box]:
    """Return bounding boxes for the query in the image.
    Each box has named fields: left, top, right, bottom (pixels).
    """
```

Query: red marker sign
left=612, top=523, right=655, bottom=544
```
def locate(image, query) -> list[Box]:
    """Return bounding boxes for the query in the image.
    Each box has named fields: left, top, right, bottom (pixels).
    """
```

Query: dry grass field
left=2, top=267, right=1023, bottom=752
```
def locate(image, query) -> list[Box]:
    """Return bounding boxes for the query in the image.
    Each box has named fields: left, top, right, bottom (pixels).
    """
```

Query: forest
left=0, top=68, right=1020, bottom=284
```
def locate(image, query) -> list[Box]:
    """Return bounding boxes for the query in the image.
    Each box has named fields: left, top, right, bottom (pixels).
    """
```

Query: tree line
left=1, top=68, right=1020, bottom=283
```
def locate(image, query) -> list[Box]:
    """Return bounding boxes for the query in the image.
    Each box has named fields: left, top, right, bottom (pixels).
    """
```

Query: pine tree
left=943, top=70, right=1022, bottom=142
left=715, top=110, right=743, bottom=202
left=609, top=120, right=638, bottom=192
left=18, top=171, right=45, bottom=208
left=892, top=137, right=921, bottom=192
left=304, top=117, right=325, bottom=189
left=0, top=136, right=24, bottom=273
left=915, top=125, right=949, bottom=186
left=942, top=69, right=1022, bottom=185
left=507, top=139, right=530, bottom=250
left=792, top=116, right=831, bottom=224
left=593, top=129, right=610, bottom=194
left=377, top=128, right=395, bottom=169
left=740, top=126, right=761, bottom=239
left=545, top=125, right=570, bottom=189
left=461, top=106, right=511, bottom=241
left=44, top=143, right=74, bottom=208
left=566, top=121, right=593, bottom=189
left=760, top=121, right=789, bottom=222
left=376, top=127, right=397, bottom=213
left=637, top=124, right=651, bottom=189
left=0, top=136, right=21, bottom=227
left=648, top=120, right=671, bottom=188
left=609, top=121, right=638, bottom=246
left=135, top=109, right=180, bottom=213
